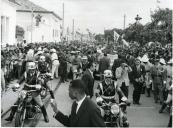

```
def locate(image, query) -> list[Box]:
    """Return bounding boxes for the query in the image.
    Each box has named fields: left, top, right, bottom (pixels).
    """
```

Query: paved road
left=1, top=80, right=170, bottom=127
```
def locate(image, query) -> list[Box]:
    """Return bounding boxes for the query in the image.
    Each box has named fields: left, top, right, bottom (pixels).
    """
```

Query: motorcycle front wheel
left=15, top=107, right=26, bottom=127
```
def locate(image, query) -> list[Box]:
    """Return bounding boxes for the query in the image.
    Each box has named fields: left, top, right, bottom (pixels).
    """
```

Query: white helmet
left=159, top=58, right=166, bottom=65
left=82, top=56, right=88, bottom=60
left=167, top=59, right=173, bottom=64
left=39, top=55, right=46, bottom=62
left=104, top=70, right=112, bottom=78
left=28, top=62, right=36, bottom=70
left=38, top=47, right=42, bottom=51
left=50, top=49, right=56, bottom=53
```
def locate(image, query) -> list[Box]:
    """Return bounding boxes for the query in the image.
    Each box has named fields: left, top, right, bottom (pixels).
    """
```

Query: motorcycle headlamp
left=111, top=104, right=119, bottom=115
left=19, top=90, right=27, bottom=99
left=96, top=97, right=103, bottom=103
left=73, top=69, right=78, bottom=73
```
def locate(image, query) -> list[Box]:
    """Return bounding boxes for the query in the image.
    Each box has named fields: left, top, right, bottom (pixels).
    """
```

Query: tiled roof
left=15, top=0, right=48, bottom=11
left=14, top=0, right=62, bottom=20
left=8, top=0, right=20, bottom=5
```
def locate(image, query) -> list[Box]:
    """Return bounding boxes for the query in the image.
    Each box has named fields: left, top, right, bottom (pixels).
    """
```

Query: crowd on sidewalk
left=1, top=40, right=172, bottom=126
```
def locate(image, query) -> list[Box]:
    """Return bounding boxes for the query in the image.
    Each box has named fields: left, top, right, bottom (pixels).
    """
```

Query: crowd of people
left=1, top=40, right=172, bottom=127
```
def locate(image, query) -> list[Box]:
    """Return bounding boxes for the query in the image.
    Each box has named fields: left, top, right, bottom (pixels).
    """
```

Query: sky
left=30, top=0, right=172, bottom=34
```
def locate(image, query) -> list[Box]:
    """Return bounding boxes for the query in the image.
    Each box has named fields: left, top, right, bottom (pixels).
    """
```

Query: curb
left=1, top=79, right=60, bottom=118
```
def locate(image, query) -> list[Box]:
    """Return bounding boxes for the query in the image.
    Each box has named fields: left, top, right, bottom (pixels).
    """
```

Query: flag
left=122, top=39, right=129, bottom=47
left=113, top=31, right=120, bottom=42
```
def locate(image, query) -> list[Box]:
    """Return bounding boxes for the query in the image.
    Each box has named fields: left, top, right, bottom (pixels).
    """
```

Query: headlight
left=19, top=90, right=27, bottom=99
left=111, top=104, right=119, bottom=115
left=121, top=96, right=127, bottom=102
left=73, top=69, right=78, bottom=73
left=96, top=97, right=103, bottom=103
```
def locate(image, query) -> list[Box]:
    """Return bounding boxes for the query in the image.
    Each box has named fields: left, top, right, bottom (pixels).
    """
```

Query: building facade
left=16, top=11, right=62, bottom=43
left=15, top=0, right=62, bottom=44
left=1, top=0, right=18, bottom=46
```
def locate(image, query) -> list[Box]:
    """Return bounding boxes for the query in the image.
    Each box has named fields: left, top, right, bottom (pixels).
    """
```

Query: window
left=1, top=16, right=9, bottom=43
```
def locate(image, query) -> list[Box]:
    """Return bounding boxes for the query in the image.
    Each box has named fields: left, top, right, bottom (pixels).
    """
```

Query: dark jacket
left=130, top=64, right=145, bottom=84
left=99, top=56, right=110, bottom=74
left=81, top=69, right=94, bottom=97
left=112, top=58, right=123, bottom=76
left=54, top=97, right=106, bottom=127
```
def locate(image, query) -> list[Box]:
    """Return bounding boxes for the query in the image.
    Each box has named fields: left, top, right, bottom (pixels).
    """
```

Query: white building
left=1, top=0, right=19, bottom=46
left=15, top=0, right=62, bottom=43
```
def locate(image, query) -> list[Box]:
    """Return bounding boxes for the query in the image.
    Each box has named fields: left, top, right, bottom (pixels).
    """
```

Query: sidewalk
left=1, top=79, right=60, bottom=118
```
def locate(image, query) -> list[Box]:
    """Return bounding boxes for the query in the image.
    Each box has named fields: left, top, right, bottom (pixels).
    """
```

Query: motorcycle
left=96, top=96, right=129, bottom=127
left=12, top=84, right=41, bottom=127
left=38, top=73, right=52, bottom=99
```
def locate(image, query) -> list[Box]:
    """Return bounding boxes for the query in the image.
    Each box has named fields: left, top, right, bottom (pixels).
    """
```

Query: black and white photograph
left=1, top=0, right=172, bottom=127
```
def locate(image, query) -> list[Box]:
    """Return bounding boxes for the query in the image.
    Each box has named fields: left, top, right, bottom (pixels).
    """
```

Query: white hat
left=136, top=56, right=142, bottom=61
left=70, top=51, right=76, bottom=54
left=97, top=50, right=102, bottom=54
left=50, top=49, right=56, bottom=53
left=141, top=55, right=149, bottom=63
left=82, top=56, right=88, bottom=60
left=38, top=47, right=42, bottom=51
left=37, top=50, right=43, bottom=55
left=159, top=58, right=166, bottom=65
left=167, top=59, right=173, bottom=64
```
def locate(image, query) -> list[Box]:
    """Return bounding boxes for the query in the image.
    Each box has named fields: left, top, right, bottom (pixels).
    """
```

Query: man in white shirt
left=116, top=63, right=132, bottom=98
left=50, top=49, right=59, bottom=79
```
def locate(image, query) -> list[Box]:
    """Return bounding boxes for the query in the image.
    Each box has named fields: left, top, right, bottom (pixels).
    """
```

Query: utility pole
left=72, top=19, right=74, bottom=41
left=123, top=14, right=126, bottom=29
left=31, top=8, right=34, bottom=43
left=62, top=3, right=64, bottom=41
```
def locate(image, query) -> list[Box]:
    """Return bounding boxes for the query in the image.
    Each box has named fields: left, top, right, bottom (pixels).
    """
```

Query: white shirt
left=116, top=66, right=132, bottom=87
left=51, top=53, right=58, bottom=61
left=76, top=95, right=86, bottom=113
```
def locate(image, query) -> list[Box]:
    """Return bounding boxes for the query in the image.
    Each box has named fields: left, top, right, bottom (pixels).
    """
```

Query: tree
left=123, top=8, right=172, bottom=46
left=95, top=34, right=104, bottom=42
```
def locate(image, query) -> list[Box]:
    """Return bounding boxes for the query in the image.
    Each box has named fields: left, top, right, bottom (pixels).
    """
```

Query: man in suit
left=131, top=57, right=145, bottom=105
left=99, top=53, right=110, bottom=80
left=81, top=62, right=95, bottom=98
left=112, top=54, right=124, bottom=80
left=50, top=79, right=106, bottom=127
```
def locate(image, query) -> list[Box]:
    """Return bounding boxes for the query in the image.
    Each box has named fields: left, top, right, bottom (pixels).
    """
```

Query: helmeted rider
left=96, top=70, right=128, bottom=104
left=38, top=55, right=55, bottom=99
left=5, top=61, right=49, bottom=123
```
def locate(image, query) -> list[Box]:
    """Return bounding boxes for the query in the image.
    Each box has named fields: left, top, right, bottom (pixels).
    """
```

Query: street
left=1, top=79, right=169, bottom=127
left=1, top=0, right=172, bottom=127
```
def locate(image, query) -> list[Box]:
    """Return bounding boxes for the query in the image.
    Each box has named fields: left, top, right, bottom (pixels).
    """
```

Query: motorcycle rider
left=5, top=61, right=49, bottom=123
left=95, top=70, right=128, bottom=106
left=95, top=70, right=129, bottom=127
left=38, top=55, right=55, bottom=99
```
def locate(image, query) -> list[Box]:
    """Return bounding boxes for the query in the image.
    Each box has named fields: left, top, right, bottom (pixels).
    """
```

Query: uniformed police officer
left=5, top=61, right=49, bottom=122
